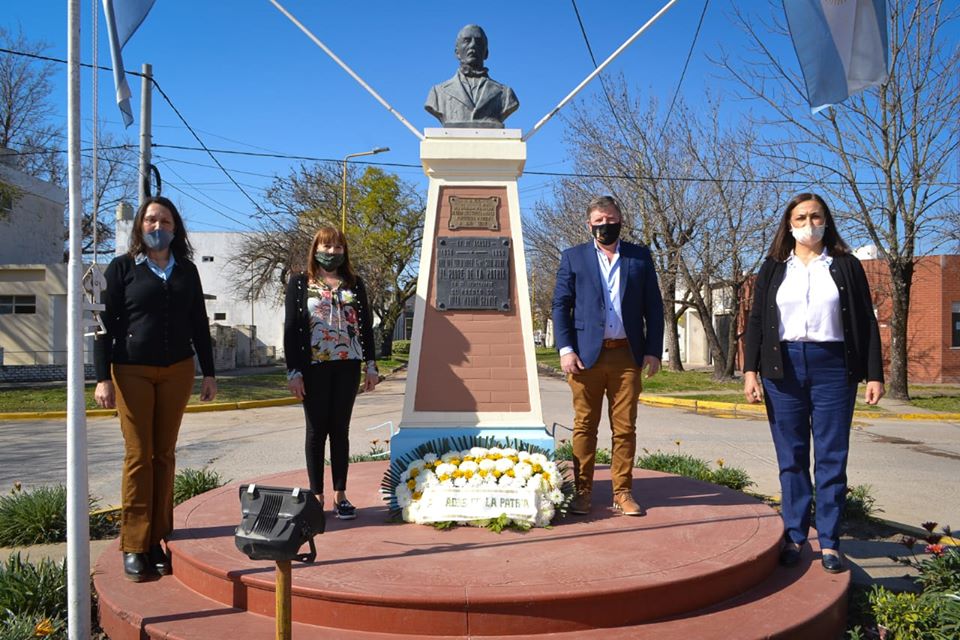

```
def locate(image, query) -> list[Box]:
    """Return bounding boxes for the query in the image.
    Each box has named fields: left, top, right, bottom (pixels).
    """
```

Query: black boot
left=148, top=543, right=171, bottom=576
left=122, top=552, right=153, bottom=582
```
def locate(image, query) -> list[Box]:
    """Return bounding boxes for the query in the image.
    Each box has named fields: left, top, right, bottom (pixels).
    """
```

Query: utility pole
left=138, top=63, right=152, bottom=206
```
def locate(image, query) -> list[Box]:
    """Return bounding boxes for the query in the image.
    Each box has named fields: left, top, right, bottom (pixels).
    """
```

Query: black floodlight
left=235, top=484, right=325, bottom=562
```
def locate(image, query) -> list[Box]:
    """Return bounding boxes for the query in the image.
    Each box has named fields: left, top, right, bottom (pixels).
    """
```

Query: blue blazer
left=552, top=241, right=664, bottom=370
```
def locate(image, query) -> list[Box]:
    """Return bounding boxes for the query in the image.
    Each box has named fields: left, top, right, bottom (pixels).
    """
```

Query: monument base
left=388, top=425, right=553, bottom=463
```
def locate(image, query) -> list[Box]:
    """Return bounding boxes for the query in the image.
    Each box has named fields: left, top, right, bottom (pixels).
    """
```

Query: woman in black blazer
left=743, top=193, right=884, bottom=573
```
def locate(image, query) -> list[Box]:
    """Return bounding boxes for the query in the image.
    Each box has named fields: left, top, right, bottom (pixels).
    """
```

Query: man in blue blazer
left=552, top=196, right=664, bottom=516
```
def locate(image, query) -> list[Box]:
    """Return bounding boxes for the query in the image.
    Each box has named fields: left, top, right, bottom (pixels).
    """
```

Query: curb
left=638, top=395, right=960, bottom=422
left=0, top=396, right=302, bottom=421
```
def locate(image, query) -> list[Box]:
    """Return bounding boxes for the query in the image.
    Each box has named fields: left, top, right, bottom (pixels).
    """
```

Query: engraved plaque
left=435, top=236, right=511, bottom=311
left=448, top=196, right=500, bottom=230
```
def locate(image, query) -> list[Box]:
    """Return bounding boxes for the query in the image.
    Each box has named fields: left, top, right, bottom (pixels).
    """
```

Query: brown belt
left=602, top=338, right=629, bottom=349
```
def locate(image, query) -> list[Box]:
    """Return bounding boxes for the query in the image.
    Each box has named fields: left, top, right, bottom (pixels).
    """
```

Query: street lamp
left=341, top=146, right=390, bottom=231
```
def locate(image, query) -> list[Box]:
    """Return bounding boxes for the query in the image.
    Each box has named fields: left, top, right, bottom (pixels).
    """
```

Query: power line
left=657, top=0, right=710, bottom=146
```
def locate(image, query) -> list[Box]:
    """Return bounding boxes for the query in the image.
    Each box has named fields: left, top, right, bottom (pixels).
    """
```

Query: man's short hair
left=586, top=195, right=623, bottom=218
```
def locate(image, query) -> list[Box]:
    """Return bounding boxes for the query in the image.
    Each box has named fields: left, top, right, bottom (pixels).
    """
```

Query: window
left=213, top=312, right=226, bottom=321
left=0, top=295, right=37, bottom=315
left=202, top=256, right=215, bottom=262
left=953, top=302, right=960, bottom=348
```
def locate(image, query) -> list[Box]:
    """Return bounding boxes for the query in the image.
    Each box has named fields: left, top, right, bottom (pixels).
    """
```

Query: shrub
left=0, top=553, right=67, bottom=634
left=173, top=468, right=226, bottom=506
left=845, top=484, right=880, bottom=522
left=868, top=587, right=960, bottom=640
left=0, top=613, right=64, bottom=640
left=0, top=484, right=115, bottom=546
left=916, top=549, right=960, bottom=594
left=636, top=452, right=713, bottom=482
left=711, top=466, right=755, bottom=492
left=391, top=340, right=411, bottom=355
left=552, top=440, right=611, bottom=464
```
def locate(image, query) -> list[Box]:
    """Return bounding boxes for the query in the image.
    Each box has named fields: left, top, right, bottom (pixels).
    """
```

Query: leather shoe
left=148, top=543, right=171, bottom=576
left=122, top=552, right=153, bottom=582
left=821, top=552, right=844, bottom=573
left=612, top=492, right=645, bottom=516
left=779, top=544, right=802, bottom=567
left=568, top=491, right=592, bottom=515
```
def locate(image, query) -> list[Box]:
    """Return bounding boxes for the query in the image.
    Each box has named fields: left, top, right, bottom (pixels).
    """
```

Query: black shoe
left=821, top=553, right=844, bottom=573
left=122, top=552, right=153, bottom=582
left=148, top=543, right=172, bottom=576
left=779, top=544, right=802, bottom=567
left=335, top=499, right=357, bottom=520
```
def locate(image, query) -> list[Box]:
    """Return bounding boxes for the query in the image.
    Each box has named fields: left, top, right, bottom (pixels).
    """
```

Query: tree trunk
left=886, top=261, right=913, bottom=400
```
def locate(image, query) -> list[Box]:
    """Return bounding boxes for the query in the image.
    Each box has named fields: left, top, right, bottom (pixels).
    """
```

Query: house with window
left=0, top=149, right=71, bottom=367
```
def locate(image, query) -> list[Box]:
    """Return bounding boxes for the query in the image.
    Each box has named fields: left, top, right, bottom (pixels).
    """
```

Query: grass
left=173, top=468, right=226, bottom=506
left=0, top=553, right=68, bottom=639
left=910, top=396, right=960, bottom=412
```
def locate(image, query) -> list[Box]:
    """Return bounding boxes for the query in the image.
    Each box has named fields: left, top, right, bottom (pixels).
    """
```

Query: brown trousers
left=112, top=357, right=195, bottom=552
left=567, top=345, right=643, bottom=495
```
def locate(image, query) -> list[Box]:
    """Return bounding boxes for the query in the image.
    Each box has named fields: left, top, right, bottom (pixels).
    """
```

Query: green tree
left=234, top=163, right=423, bottom=356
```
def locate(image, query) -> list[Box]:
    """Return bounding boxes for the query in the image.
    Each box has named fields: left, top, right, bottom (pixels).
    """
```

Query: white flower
left=440, top=451, right=460, bottom=463
left=494, top=458, right=514, bottom=473
left=498, top=474, right=514, bottom=487
left=453, top=476, right=468, bottom=488
left=483, top=474, right=499, bottom=486
left=467, top=474, right=484, bottom=487
left=435, top=462, right=457, bottom=477
left=513, top=462, right=533, bottom=481
left=469, top=447, right=489, bottom=458
left=478, top=458, right=496, bottom=472
left=458, top=460, right=479, bottom=474
left=400, top=469, right=411, bottom=483
left=529, top=453, right=549, bottom=467
left=409, top=459, right=427, bottom=472
left=488, top=447, right=505, bottom=457
left=547, top=488, right=564, bottom=505
left=423, top=453, right=438, bottom=464
left=502, top=447, right=519, bottom=458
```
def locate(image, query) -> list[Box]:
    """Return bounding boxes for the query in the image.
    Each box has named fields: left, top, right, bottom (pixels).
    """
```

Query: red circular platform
left=95, top=463, right=850, bottom=639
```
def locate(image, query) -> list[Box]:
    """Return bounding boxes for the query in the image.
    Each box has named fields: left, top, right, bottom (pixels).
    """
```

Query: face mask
left=143, top=228, right=174, bottom=251
left=315, top=252, right=345, bottom=271
left=591, top=222, right=622, bottom=245
left=790, top=224, right=826, bottom=245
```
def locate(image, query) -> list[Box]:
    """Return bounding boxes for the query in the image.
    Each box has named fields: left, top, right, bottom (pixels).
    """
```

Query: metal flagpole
left=67, top=0, right=92, bottom=637
left=522, top=0, right=680, bottom=142
left=268, top=0, right=425, bottom=141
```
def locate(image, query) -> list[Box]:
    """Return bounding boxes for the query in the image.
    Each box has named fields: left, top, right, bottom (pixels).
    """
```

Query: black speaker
left=234, top=484, right=325, bottom=562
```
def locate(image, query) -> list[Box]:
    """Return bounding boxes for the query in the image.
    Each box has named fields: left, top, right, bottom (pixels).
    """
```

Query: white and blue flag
left=102, top=0, right=156, bottom=127
left=783, top=0, right=889, bottom=114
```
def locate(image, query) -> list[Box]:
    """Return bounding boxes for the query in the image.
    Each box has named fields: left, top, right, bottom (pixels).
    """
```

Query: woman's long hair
left=305, top=226, right=357, bottom=287
left=767, top=193, right=851, bottom=261
left=127, top=196, right=194, bottom=260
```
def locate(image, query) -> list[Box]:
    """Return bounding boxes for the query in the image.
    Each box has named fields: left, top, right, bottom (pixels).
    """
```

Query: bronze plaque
left=448, top=196, right=500, bottom=230
left=435, top=236, right=511, bottom=311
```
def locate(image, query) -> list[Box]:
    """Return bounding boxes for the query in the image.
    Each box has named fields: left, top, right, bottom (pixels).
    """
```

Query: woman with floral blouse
left=284, top=226, right=379, bottom=519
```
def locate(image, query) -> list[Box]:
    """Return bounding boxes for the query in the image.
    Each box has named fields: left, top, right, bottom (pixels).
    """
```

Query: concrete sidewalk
left=2, top=369, right=958, bottom=587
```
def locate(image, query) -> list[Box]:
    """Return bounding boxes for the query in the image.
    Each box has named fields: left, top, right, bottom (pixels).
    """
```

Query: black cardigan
left=94, top=254, right=215, bottom=381
left=743, top=254, right=884, bottom=384
left=283, top=273, right=376, bottom=373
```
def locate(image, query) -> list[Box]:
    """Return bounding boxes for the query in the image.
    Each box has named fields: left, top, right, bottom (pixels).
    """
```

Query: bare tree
left=720, top=0, right=960, bottom=398
left=0, top=27, right=63, bottom=183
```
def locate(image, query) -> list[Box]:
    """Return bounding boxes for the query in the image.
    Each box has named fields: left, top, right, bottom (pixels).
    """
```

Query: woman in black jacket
left=284, top=226, right=378, bottom=520
left=93, top=196, right=217, bottom=581
left=743, top=193, right=884, bottom=574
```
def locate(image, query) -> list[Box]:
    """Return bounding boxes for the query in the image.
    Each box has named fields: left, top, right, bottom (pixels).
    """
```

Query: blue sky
left=4, top=1, right=842, bottom=233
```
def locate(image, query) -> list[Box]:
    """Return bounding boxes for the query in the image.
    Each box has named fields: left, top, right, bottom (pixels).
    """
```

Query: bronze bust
left=425, top=25, right=519, bottom=128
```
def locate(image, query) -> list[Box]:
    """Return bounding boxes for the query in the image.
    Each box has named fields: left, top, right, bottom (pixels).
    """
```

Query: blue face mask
left=144, top=229, right=174, bottom=251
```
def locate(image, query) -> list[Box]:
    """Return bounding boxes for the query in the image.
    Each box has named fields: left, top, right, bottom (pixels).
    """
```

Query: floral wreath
left=381, top=436, right=575, bottom=531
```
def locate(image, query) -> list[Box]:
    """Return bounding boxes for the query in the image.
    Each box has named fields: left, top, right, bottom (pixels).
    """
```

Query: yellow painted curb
left=639, top=396, right=960, bottom=422
left=235, top=397, right=300, bottom=409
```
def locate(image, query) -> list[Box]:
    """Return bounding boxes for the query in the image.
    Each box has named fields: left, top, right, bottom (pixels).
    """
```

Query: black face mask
left=591, top=222, right=621, bottom=246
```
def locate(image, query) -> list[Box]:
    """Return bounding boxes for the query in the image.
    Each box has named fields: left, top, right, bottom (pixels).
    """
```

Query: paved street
left=1, top=370, right=958, bottom=529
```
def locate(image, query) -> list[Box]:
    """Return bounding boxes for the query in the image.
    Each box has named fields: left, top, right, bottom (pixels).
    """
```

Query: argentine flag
left=102, top=0, right=157, bottom=127
left=783, top=0, right=889, bottom=114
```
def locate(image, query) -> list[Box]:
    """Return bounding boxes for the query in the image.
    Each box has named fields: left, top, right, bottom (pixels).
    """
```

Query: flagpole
left=522, top=0, right=680, bottom=142
left=67, top=0, right=92, bottom=637
left=268, top=0, right=425, bottom=141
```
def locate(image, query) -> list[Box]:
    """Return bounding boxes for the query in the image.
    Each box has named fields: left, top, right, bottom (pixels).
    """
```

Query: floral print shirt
left=306, top=281, right=364, bottom=362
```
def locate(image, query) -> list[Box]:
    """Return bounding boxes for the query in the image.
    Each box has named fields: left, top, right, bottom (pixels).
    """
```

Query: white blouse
left=776, top=252, right=844, bottom=342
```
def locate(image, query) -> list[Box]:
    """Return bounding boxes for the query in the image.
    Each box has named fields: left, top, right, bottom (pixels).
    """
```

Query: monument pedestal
left=390, top=129, right=550, bottom=461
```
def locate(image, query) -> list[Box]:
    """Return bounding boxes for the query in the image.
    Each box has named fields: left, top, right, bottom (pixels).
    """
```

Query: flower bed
left=382, top=437, right=574, bottom=531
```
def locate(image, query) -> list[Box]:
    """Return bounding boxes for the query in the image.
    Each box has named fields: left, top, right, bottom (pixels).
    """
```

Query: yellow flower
left=34, top=619, right=56, bottom=636
left=506, top=469, right=515, bottom=477
left=412, top=491, right=422, bottom=500
left=478, top=469, right=488, bottom=477
left=438, top=474, right=450, bottom=482
left=463, top=470, right=473, bottom=478
left=532, top=464, right=542, bottom=473
left=509, top=455, right=519, bottom=463
left=410, top=468, right=420, bottom=478
left=716, top=458, right=725, bottom=468
left=493, top=470, right=501, bottom=478
left=406, top=479, right=417, bottom=490
left=463, top=455, right=475, bottom=462
left=452, top=470, right=463, bottom=478
left=449, top=458, right=461, bottom=466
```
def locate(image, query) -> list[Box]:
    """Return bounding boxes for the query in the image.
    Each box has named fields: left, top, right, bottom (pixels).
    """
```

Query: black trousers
left=301, top=360, right=361, bottom=495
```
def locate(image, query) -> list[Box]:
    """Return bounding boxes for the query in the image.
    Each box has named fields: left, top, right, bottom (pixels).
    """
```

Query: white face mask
left=791, top=224, right=826, bottom=244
